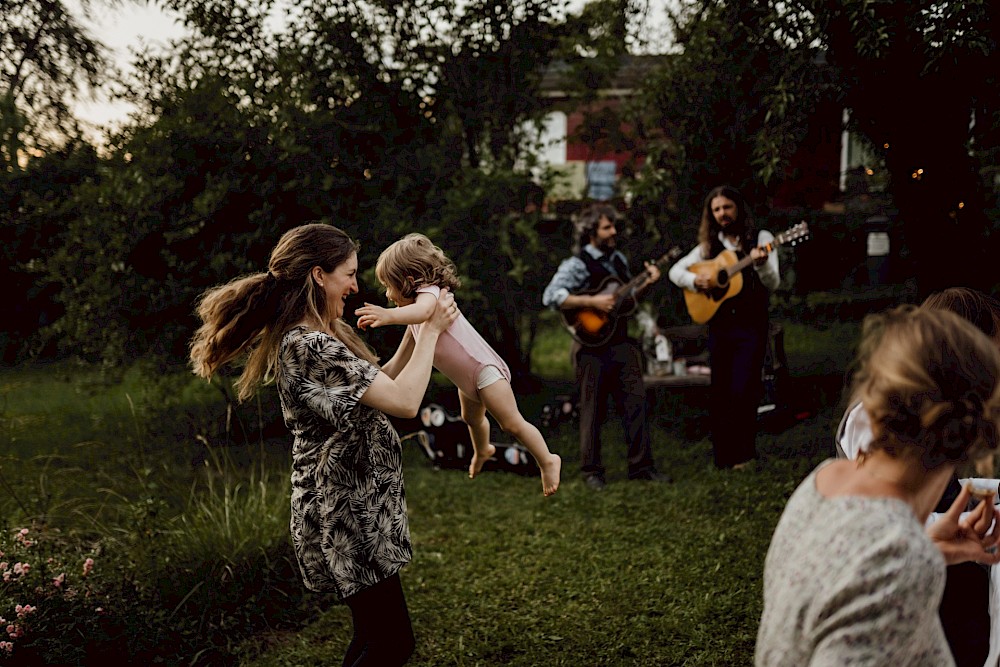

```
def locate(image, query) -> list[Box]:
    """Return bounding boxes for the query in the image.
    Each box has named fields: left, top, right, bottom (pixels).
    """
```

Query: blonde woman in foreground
left=756, top=306, right=1000, bottom=666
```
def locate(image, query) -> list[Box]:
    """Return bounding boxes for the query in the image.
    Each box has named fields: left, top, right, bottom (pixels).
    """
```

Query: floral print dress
left=277, top=325, right=412, bottom=600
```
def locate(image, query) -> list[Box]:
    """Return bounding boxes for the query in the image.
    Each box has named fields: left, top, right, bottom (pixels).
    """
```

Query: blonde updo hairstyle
left=375, top=233, right=461, bottom=302
left=852, top=305, right=1000, bottom=468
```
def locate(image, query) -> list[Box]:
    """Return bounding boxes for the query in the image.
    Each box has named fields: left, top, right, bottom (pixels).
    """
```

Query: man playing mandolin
left=542, top=203, right=672, bottom=490
left=668, top=185, right=781, bottom=469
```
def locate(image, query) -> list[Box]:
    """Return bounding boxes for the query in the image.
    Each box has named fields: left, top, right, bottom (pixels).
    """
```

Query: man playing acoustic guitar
left=542, top=203, right=672, bottom=490
left=668, top=185, right=780, bottom=470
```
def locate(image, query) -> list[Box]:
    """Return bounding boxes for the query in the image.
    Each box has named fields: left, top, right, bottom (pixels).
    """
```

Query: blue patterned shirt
left=542, top=245, right=631, bottom=309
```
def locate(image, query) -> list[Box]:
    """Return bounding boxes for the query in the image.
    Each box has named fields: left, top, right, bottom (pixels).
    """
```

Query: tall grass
left=0, top=362, right=306, bottom=664
left=169, top=439, right=290, bottom=568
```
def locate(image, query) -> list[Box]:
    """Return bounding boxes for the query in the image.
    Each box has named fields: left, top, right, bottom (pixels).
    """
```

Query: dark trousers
left=935, top=477, right=991, bottom=667
left=343, top=573, right=415, bottom=667
left=574, top=338, right=655, bottom=480
left=938, top=562, right=991, bottom=667
left=708, top=322, right=766, bottom=468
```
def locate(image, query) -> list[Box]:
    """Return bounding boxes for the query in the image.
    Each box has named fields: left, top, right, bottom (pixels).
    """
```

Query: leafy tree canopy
left=38, top=0, right=610, bottom=382
left=0, top=0, right=119, bottom=171
left=627, top=0, right=999, bottom=295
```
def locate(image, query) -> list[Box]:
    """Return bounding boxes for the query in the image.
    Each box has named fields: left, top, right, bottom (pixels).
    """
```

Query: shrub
left=0, top=525, right=108, bottom=665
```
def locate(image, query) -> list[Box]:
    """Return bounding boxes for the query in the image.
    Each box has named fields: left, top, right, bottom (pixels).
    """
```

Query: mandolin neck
left=615, top=256, right=669, bottom=297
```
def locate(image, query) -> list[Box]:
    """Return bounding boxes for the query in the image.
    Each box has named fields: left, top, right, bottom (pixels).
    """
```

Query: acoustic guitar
left=683, top=222, right=810, bottom=324
left=562, top=248, right=682, bottom=347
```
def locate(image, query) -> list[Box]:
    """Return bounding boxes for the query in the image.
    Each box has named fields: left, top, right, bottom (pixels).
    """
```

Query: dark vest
left=708, top=233, right=769, bottom=329
left=579, top=249, right=630, bottom=290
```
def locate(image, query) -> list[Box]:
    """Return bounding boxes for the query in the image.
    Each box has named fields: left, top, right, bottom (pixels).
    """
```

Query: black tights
left=343, top=574, right=415, bottom=667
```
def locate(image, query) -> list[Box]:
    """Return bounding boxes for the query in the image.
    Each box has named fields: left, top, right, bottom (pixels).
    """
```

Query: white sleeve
left=667, top=245, right=703, bottom=291
left=755, top=230, right=781, bottom=291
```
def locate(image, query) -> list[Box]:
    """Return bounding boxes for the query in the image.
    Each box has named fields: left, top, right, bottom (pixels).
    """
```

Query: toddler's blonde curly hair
left=375, top=233, right=461, bottom=301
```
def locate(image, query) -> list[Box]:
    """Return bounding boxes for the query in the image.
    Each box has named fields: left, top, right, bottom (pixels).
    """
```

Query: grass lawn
left=0, top=311, right=862, bottom=666
left=243, top=316, right=859, bottom=667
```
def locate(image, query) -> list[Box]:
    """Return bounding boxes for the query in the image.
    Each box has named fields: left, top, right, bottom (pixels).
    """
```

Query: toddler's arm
left=356, top=292, right=437, bottom=329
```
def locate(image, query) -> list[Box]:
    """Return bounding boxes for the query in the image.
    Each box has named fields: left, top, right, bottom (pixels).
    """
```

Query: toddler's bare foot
left=540, top=454, right=562, bottom=497
left=469, top=443, right=496, bottom=479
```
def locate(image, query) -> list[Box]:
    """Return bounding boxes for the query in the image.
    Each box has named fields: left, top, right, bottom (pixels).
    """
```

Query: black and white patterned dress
left=277, top=325, right=412, bottom=600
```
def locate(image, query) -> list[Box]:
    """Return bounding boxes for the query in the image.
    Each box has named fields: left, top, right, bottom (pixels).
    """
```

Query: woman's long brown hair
left=189, top=223, right=378, bottom=401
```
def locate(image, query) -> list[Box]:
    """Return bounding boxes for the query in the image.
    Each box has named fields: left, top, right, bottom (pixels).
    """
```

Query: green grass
left=244, top=408, right=837, bottom=667
left=528, top=309, right=575, bottom=379
left=777, top=318, right=861, bottom=376
left=241, top=315, right=857, bottom=667
left=0, top=305, right=866, bottom=666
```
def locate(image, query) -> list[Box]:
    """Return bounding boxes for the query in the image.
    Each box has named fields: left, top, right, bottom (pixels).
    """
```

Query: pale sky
left=69, top=1, right=187, bottom=132
left=68, top=0, right=671, bottom=138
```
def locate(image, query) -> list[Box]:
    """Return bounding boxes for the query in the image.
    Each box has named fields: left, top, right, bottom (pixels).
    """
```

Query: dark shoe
left=631, top=470, right=673, bottom=483
left=584, top=475, right=606, bottom=491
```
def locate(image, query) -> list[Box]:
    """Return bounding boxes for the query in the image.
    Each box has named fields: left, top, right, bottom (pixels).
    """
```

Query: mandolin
left=683, top=222, right=809, bottom=324
left=562, top=248, right=682, bottom=347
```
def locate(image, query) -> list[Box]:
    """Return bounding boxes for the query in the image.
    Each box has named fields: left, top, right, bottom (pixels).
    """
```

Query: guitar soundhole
left=716, top=270, right=729, bottom=287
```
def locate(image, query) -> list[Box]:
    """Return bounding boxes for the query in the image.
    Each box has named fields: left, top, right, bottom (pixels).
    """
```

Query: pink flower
left=15, top=605, right=34, bottom=619
left=0, top=563, right=7, bottom=571
left=18, top=529, right=27, bottom=537
left=53, top=573, right=66, bottom=588
left=82, top=558, right=94, bottom=576
left=0, top=640, right=11, bottom=654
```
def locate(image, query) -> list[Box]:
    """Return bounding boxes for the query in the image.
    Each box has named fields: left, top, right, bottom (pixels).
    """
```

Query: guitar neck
left=615, top=268, right=652, bottom=297
left=612, top=250, right=680, bottom=297
left=725, top=239, right=778, bottom=277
